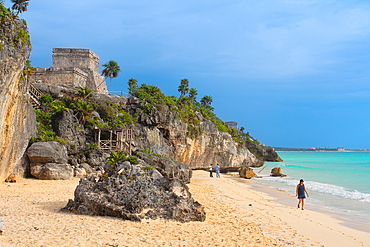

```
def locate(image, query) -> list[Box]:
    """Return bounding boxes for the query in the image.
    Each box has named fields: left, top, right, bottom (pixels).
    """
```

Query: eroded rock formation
left=270, top=167, right=286, bottom=177
left=239, top=166, right=257, bottom=179
left=63, top=157, right=206, bottom=222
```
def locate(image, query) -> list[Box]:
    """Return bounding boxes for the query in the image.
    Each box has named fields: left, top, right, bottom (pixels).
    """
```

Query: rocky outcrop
left=270, top=167, right=286, bottom=177
left=245, top=142, right=282, bottom=162
left=27, top=142, right=73, bottom=180
left=126, top=101, right=265, bottom=168
left=172, top=120, right=262, bottom=168
left=27, top=141, right=68, bottom=164
left=239, top=166, right=257, bottom=179
left=63, top=160, right=205, bottom=222
left=0, top=9, right=36, bottom=180
left=52, top=110, right=86, bottom=154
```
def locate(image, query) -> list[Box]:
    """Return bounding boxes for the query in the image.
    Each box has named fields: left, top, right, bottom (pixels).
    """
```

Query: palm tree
left=127, top=78, right=138, bottom=96
left=83, top=60, right=120, bottom=100
left=178, top=79, right=189, bottom=97
left=11, top=0, right=29, bottom=15
left=102, top=60, right=121, bottom=82
left=200, top=95, right=213, bottom=106
left=127, top=78, right=138, bottom=88
left=189, top=88, right=198, bottom=102
left=74, top=100, right=94, bottom=124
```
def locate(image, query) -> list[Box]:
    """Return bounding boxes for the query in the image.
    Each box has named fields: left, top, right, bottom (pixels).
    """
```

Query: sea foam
left=261, top=177, right=370, bottom=203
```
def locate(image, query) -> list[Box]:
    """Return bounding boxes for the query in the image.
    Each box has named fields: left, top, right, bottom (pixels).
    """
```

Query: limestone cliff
left=0, top=7, right=37, bottom=180
left=128, top=104, right=263, bottom=168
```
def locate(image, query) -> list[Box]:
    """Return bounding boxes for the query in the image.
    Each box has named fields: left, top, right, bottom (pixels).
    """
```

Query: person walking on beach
left=214, top=164, right=221, bottom=178
left=296, top=179, right=309, bottom=210
left=209, top=164, right=213, bottom=177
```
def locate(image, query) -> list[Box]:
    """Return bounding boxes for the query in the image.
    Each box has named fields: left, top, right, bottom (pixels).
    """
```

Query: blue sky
left=5, top=0, right=370, bottom=149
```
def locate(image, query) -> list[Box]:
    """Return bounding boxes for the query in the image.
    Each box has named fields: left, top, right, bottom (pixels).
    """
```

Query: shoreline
left=0, top=171, right=369, bottom=246
left=229, top=174, right=370, bottom=233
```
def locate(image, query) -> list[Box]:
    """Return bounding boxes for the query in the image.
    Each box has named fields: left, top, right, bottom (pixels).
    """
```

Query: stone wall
left=30, top=67, right=88, bottom=88
left=29, top=48, right=108, bottom=94
left=225, top=121, right=239, bottom=130
left=52, top=48, right=107, bottom=93
left=53, top=48, right=98, bottom=71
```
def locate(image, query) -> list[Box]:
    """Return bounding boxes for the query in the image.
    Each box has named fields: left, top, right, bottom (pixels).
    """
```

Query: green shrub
left=140, top=149, right=165, bottom=158
left=13, top=27, right=30, bottom=47
left=93, top=101, right=135, bottom=128
left=107, top=151, right=139, bottom=167
left=76, top=87, right=92, bottom=99
left=39, top=94, right=54, bottom=105
left=0, top=4, right=10, bottom=19
left=86, top=142, right=99, bottom=151
left=51, top=101, right=68, bottom=113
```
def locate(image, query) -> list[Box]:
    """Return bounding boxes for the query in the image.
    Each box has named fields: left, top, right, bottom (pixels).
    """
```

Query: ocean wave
left=261, top=177, right=370, bottom=203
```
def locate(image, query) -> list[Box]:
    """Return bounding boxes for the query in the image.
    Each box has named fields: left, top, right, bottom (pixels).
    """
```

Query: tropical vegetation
left=11, top=0, right=30, bottom=16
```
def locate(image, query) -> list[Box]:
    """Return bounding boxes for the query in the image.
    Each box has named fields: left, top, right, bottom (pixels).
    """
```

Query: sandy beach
left=0, top=171, right=369, bottom=247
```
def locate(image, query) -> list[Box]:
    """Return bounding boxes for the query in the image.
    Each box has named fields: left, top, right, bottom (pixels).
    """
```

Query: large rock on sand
left=239, top=166, right=257, bottom=179
left=27, top=141, right=73, bottom=179
left=270, top=167, right=286, bottom=177
left=27, top=141, right=68, bottom=164
left=30, top=163, right=73, bottom=180
left=63, top=160, right=205, bottom=222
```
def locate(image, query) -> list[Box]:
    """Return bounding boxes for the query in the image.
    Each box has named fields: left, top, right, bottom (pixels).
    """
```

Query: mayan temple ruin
left=29, top=48, right=108, bottom=94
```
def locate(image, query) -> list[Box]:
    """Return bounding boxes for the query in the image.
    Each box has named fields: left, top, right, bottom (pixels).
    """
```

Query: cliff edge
left=0, top=6, right=37, bottom=180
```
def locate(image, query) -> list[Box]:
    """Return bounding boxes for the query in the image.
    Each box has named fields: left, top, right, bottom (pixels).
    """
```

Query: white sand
left=0, top=171, right=369, bottom=247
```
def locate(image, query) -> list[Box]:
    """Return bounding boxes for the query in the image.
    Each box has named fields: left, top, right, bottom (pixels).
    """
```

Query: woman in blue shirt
left=296, top=179, right=309, bottom=210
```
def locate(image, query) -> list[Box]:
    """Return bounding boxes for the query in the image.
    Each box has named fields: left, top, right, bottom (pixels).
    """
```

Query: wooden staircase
left=28, top=84, right=42, bottom=109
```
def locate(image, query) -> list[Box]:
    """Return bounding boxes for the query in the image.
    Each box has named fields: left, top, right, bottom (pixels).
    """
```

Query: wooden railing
left=96, top=129, right=133, bottom=155
left=28, top=84, right=42, bottom=108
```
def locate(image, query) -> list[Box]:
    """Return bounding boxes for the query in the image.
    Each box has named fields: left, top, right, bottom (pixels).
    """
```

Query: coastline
left=0, top=171, right=369, bottom=246
left=232, top=174, right=370, bottom=233
left=264, top=151, right=370, bottom=230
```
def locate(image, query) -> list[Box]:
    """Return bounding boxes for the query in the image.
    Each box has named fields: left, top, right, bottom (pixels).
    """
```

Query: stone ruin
left=29, top=48, right=108, bottom=94
left=225, top=121, right=239, bottom=130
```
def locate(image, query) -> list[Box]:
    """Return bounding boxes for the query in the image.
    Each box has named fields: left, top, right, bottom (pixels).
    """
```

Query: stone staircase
left=28, top=84, right=42, bottom=108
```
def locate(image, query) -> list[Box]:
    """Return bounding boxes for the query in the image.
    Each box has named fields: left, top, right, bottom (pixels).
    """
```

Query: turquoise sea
left=255, top=152, right=370, bottom=229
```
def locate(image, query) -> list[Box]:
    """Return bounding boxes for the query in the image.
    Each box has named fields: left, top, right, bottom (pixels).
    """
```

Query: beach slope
left=0, top=171, right=369, bottom=246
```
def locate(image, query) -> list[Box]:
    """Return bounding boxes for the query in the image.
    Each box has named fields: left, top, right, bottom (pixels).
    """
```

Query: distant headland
left=274, top=147, right=370, bottom=152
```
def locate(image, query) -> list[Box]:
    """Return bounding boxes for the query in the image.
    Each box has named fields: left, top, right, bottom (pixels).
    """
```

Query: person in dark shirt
left=296, top=179, right=309, bottom=210
left=209, top=164, right=213, bottom=177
